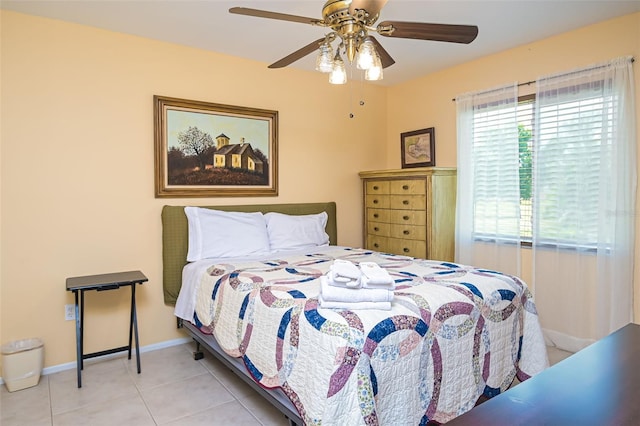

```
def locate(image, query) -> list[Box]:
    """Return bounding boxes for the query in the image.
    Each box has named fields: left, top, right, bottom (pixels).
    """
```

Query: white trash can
left=1, top=338, right=44, bottom=392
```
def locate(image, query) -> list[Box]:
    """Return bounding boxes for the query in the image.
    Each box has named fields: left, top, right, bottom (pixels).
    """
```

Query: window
left=468, top=90, right=521, bottom=242
left=517, top=96, right=534, bottom=239
left=471, top=90, right=613, bottom=248
left=534, top=85, right=614, bottom=248
left=457, top=57, right=636, bottom=338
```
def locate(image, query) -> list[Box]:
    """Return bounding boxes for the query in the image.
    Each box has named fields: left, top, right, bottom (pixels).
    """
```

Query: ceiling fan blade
left=369, top=36, right=395, bottom=68
left=377, top=21, right=479, bottom=44
left=268, top=38, right=325, bottom=69
left=229, top=7, right=322, bottom=26
left=349, top=0, right=388, bottom=20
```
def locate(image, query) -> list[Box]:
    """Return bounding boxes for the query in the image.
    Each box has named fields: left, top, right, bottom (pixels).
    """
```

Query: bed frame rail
left=181, top=321, right=302, bottom=426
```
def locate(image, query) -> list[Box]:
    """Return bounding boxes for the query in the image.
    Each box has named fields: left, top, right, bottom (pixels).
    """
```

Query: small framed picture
left=401, top=127, right=435, bottom=168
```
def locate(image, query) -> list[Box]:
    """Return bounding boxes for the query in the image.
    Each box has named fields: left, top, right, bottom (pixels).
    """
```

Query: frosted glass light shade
left=329, top=53, right=347, bottom=84
left=315, top=42, right=334, bottom=73
left=365, top=51, right=383, bottom=81
left=356, top=37, right=375, bottom=70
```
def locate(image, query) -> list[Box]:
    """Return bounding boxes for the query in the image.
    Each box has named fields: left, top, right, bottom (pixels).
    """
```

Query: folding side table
left=66, top=270, right=147, bottom=388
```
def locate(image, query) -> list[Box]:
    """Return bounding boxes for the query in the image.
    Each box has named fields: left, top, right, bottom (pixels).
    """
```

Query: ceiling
left=2, top=0, right=639, bottom=86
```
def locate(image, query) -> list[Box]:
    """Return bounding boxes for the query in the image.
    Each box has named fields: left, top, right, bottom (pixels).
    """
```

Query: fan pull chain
left=347, top=68, right=368, bottom=119
left=349, top=64, right=355, bottom=118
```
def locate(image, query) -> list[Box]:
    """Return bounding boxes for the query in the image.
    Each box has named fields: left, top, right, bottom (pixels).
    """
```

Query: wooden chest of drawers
left=359, top=168, right=456, bottom=261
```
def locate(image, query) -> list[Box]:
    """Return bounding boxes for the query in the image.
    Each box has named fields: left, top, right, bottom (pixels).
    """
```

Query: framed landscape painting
left=154, top=95, right=278, bottom=197
left=400, top=127, right=435, bottom=168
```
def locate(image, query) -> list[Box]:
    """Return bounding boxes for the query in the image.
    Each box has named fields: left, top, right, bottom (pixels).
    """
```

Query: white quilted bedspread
left=182, top=247, right=548, bottom=425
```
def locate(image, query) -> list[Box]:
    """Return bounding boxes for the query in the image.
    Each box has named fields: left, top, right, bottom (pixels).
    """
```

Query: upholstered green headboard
left=161, top=202, right=337, bottom=305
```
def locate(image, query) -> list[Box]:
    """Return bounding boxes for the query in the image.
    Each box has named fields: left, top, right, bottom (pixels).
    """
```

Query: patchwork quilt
left=185, top=247, right=548, bottom=425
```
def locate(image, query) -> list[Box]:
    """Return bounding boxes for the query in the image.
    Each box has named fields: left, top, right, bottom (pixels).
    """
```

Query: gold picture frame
left=401, top=127, right=435, bottom=168
left=154, top=95, right=278, bottom=197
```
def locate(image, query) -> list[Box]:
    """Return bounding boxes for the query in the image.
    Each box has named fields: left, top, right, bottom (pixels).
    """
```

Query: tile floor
left=1, top=342, right=573, bottom=426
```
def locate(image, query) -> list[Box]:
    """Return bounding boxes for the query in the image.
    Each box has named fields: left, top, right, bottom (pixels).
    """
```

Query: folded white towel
left=329, top=259, right=362, bottom=288
left=327, top=270, right=361, bottom=288
left=320, top=276, right=393, bottom=303
left=361, top=276, right=395, bottom=290
left=318, top=295, right=392, bottom=311
left=331, top=259, right=361, bottom=279
left=359, top=262, right=394, bottom=289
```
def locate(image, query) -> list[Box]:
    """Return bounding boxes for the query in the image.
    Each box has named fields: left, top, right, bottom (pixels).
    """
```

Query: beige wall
left=387, top=12, right=640, bottom=344
left=0, top=10, right=387, bottom=369
left=2, top=9, right=639, bottom=370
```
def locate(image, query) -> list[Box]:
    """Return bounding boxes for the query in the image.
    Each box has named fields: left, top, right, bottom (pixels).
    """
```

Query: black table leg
left=132, top=284, right=141, bottom=374
left=80, top=290, right=85, bottom=371
left=74, top=290, right=82, bottom=388
left=128, top=285, right=134, bottom=361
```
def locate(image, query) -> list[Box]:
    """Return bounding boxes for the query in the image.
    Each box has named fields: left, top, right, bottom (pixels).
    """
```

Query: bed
left=162, top=202, right=548, bottom=425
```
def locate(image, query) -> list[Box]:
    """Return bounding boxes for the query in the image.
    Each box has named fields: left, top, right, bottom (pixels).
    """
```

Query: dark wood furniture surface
left=66, top=270, right=147, bottom=388
left=446, top=322, right=640, bottom=425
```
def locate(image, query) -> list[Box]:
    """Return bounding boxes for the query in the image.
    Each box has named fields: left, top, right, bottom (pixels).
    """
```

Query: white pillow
left=265, top=211, right=330, bottom=252
left=184, top=207, right=271, bottom=261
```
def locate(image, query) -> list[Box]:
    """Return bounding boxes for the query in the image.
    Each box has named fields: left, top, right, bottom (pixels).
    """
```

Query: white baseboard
left=0, top=337, right=191, bottom=385
left=542, top=328, right=595, bottom=353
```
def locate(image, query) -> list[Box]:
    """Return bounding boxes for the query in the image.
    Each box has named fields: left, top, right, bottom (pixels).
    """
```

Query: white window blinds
left=534, top=80, right=614, bottom=248
left=472, top=95, right=521, bottom=239
left=455, top=84, right=521, bottom=274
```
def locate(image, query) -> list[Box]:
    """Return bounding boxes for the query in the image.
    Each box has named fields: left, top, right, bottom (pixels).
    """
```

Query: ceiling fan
left=229, top=0, right=478, bottom=83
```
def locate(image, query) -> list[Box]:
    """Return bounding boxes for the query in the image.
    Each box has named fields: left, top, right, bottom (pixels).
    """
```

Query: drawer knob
left=402, top=200, right=409, bottom=205
left=373, top=199, right=379, bottom=204
left=403, top=215, right=409, bottom=220
left=374, top=243, right=379, bottom=248
left=402, top=185, right=409, bottom=190
left=403, top=230, right=410, bottom=235
left=403, top=248, right=410, bottom=253
left=374, top=227, right=379, bottom=232
left=373, top=213, right=379, bottom=218
left=373, top=185, right=379, bottom=190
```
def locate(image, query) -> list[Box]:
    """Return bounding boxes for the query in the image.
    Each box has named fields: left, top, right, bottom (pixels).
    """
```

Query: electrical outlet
left=65, top=304, right=76, bottom=321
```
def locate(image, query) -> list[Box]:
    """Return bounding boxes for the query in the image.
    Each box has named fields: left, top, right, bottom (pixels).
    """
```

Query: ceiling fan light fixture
left=315, top=41, right=334, bottom=73
left=230, top=3, right=480, bottom=86
left=365, top=50, right=383, bottom=81
left=356, top=36, right=376, bottom=70
left=329, top=51, right=347, bottom=84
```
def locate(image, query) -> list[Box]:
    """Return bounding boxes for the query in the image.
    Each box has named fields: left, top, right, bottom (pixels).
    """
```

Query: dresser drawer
left=367, top=221, right=390, bottom=237
left=366, top=195, right=390, bottom=209
left=389, top=195, right=426, bottom=210
left=390, top=224, right=426, bottom=240
left=367, top=208, right=390, bottom=223
left=366, top=181, right=390, bottom=194
left=388, top=238, right=427, bottom=258
left=367, top=235, right=390, bottom=253
left=389, top=209, right=426, bottom=225
left=390, top=179, right=426, bottom=195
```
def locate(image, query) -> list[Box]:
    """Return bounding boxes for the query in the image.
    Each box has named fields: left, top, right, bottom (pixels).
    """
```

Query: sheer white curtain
left=533, top=56, right=636, bottom=342
left=455, top=84, right=521, bottom=276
